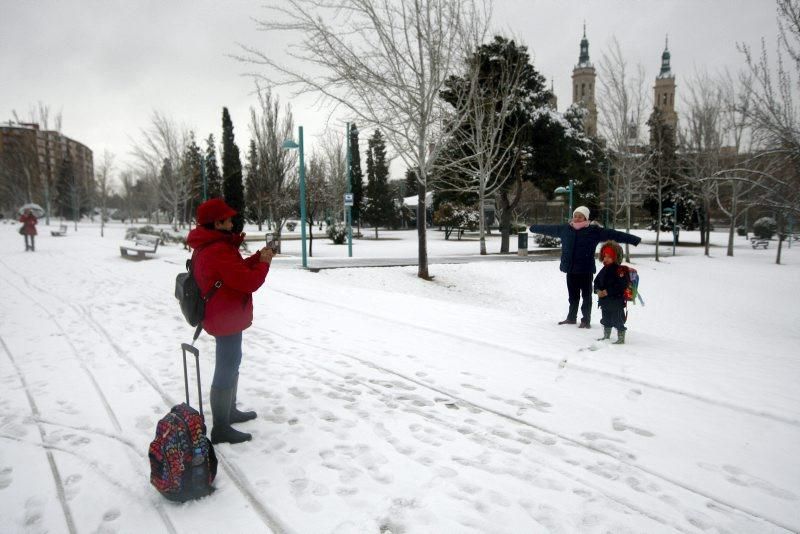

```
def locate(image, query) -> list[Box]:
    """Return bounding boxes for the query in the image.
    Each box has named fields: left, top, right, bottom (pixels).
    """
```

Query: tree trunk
left=417, top=183, right=429, bottom=279
left=498, top=175, right=523, bottom=254
left=726, top=187, right=736, bottom=257
left=308, top=218, right=314, bottom=257
left=499, top=194, right=512, bottom=254
left=478, top=193, right=486, bottom=256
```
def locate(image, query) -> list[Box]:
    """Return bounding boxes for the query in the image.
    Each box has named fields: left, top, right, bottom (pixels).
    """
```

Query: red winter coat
left=186, top=226, right=269, bottom=336
left=19, top=213, right=38, bottom=235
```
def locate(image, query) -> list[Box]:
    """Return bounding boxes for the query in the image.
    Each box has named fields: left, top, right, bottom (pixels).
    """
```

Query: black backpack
left=175, top=258, right=221, bottom=341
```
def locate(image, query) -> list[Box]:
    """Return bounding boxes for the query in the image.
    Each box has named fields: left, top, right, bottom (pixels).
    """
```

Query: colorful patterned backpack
left=149, top=344, right=217, bottom=501
left=619, top=264, right=644, bottom=305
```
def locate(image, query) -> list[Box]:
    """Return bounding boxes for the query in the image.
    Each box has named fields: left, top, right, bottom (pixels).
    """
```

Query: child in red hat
left=593, top=240, right=627, bottom=344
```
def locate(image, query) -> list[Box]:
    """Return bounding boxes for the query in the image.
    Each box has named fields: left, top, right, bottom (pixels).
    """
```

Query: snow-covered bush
left=534, top=234, right=561, bottom=248
left=752, top=217, right=777, bottom=239
left=433, top=202, right=479, bottom=240
left=326, top=222, right=347, bottom=244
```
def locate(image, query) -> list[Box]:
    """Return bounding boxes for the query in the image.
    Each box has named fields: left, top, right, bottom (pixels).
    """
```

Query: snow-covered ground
left=0, top=220, right=798, bottom=534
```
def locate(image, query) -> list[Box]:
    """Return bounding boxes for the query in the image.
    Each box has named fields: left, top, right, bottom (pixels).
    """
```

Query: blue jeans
left=212, top=332, right=243, bottom=389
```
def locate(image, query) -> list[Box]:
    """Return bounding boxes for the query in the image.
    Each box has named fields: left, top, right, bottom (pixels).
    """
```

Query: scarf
left=570, top=220, right=589, bottom=230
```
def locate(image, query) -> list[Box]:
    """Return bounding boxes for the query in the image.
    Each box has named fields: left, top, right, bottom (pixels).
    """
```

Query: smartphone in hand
left=266, top=235, right=278, bottom=251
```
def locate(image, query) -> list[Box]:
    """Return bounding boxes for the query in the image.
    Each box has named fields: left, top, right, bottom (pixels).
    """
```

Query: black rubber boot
left=597, top=328, right=612, bottom=341
left=613, top=330, right=626, bottom=345
left=230, top=373, right=257, bottom=424
left=210, top=386, right=252, bottom=444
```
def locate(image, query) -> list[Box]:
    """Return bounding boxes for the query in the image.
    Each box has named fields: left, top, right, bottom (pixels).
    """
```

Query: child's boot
left=613, top=330, right=626, bottom=345
left=597, top=328, right=612, bottom=341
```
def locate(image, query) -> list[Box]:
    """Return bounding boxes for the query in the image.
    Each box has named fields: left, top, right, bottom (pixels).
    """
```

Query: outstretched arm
left=598, top=228, right=641, bottom=246
left=529, top=224, right=565, bottom=239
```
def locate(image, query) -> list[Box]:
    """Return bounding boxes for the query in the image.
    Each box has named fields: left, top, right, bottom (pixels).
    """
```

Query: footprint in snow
left=0, top=467, right=13, bottom=489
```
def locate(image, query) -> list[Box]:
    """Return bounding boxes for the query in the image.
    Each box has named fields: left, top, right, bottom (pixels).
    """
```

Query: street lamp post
left=663, top=206, right=678, bottom=256
left=554, top=179, right=574, bottom=222
left=282, top=126, right=308, bottom=268
left=346, top=122, right=353, bottom=257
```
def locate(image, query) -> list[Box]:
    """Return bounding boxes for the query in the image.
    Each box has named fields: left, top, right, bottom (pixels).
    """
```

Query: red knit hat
left=600, top=244, right=617, bottom=261
left=197, top=198, right=237, bottom=225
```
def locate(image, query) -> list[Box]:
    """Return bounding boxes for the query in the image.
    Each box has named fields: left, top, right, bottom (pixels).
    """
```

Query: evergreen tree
left=205, top=134, right=222, bottom=200
left=348, top=123, right=364, bottom=225
left=221, top=107, right=245, bottom=233
left=184, top=132, right=204, bottom=220
left=363, top=129, right=395, bottom=237
left=439, top=36, right=599, bottom=251
left=404, top=167, right=419, bottom=197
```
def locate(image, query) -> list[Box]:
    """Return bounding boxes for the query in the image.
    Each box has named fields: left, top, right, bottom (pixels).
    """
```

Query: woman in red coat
left=19, top=209, right=38, bottom=251
left=187, top=198, right=274, bottom=444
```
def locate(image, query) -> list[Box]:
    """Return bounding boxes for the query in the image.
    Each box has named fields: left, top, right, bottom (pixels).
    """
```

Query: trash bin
left=517, top=231, right=528, bottom=256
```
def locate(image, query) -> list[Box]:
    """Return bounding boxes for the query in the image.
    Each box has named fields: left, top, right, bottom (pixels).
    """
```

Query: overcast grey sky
left=0, top=0, right=779, bottom=183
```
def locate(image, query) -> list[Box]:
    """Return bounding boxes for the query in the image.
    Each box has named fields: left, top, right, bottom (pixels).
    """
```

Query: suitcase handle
left=180, top=343, right=204, bottom=418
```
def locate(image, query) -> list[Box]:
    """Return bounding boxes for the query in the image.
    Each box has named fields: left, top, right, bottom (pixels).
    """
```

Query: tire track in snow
left=251, top=325, right=797, bottom=534
left=272, top=286, right=800, bottom=428
left=75, top=306, right=291, bottom=534
left=0, top=256, right=290, bottom=534
left=0, top=260, right=179, bottom=534
left=0, top=335, right=77, bottom=534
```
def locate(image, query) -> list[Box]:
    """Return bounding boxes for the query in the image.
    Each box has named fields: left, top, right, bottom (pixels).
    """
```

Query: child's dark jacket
left=594, top=264, right=627, bottom=310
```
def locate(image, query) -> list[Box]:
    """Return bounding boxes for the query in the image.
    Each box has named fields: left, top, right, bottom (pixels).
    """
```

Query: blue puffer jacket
left=529, top=223, right=641, bottom=274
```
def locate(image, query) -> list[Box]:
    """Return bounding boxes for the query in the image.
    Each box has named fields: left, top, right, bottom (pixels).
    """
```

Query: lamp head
left=282, top=139, right=299, bottom=149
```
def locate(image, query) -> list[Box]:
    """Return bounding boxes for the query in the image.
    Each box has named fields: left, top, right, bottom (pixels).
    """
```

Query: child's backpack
left=149, top=344, right=217, bottom=502
left=619, top=264, right=644, bottom=306
left=175, top=258, right=221, bottom=341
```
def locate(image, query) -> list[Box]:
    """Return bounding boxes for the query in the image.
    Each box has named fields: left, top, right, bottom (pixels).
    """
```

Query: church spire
left=658, top=34, right=672, bottom=78
left=577, top=23, right=591, bottom=68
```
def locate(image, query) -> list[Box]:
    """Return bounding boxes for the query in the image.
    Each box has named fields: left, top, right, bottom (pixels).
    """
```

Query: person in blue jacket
left=529, top=206, right=641, bottom=328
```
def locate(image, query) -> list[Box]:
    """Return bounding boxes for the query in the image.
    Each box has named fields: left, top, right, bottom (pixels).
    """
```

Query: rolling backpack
left=148, top=344, right=217, bottom=502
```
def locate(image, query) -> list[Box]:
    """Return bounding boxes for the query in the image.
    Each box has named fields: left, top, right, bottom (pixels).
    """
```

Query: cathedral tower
left=653, top=37, right=678, bottom=133
left=571, top=24, right=598, bottom=137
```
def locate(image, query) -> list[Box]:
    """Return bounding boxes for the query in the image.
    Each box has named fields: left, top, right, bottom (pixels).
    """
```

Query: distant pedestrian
left=187, top=198, right=274, bottom=444
left=594, top=241, right=627, bottom=344
left=19, top=209, right=38, bottom=251
left=529, top=206, right=641, bottom=328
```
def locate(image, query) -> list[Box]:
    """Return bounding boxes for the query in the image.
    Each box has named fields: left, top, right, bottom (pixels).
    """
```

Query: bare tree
left=119, top=169, right=138, bottom=224
left=597, top=37, right=651, bottom=261
left=9, top=104, right=63, bottom=224
left=304, top=153, right=329, bottom=256
left=679, top=70, right=727, bottom=256
left=713, top=70, right=758, bottom=256
left=319, top=129, right=348, bottom=224
left=249, top=85, right=297, bottom=247
left=131, top=111, right=190, bottom=229
left=435, top=39, right=530, bottom=255
left=738, top=0, right=800, bottom=264
left=96, top=150, right=115, bottom=237
left=0, top=123, right=37, bottom=212
left=240, top=0, right=490, bottom=279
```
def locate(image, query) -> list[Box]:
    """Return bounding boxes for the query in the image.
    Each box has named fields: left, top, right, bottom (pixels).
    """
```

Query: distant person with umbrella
left=19, top=207, right=38, bottom=251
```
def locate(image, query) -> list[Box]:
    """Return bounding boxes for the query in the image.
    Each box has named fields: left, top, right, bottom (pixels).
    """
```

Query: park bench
left=750, top=238, right=769, bottom=249
left=120, top=234, right=160, bottom=259
left=51, top=224, right=68, bottom=237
